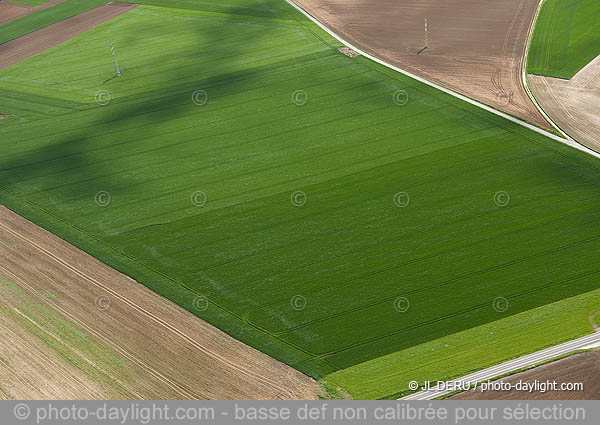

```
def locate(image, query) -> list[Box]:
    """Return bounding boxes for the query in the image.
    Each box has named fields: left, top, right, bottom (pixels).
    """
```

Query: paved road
left=286, top=0, right=600, bottom=161
left=401, top=331, right=600, bottom=400
left=286, top=0, right=600, bottom=402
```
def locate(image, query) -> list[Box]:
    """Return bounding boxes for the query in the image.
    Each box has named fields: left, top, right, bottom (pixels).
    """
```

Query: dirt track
left=293, top=0, right=549, bottom=128
left=451, top=351, right=600, bottom=400
left=529, top=55, right=600, bottom=152
left=0, top=0, right=67, bottom=26
left=0, top=2, right=137, bottom=71
left=0, top=205, right=319, bottom=399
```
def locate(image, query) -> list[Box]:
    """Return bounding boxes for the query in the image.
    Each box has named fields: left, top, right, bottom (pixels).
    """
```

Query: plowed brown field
left=0, top=205, right=319, bottom=399
left=529, top=55, right=600, bottom=153
left=293, top=0, right=549, bottom=128
left=0, top=0, right=66, bottom=26
left=0, top=2, right=137, bottom=71
left=451, top=351, right=600, bottom=400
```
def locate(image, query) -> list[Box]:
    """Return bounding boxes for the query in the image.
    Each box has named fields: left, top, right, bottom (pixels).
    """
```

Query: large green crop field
left=0, top=0, right=109, bottom=44
left=1, top=0, right=600, bottom=398
left=6, top=0, right=52, bottom=6
left=528, top=0, right=600, bottom=79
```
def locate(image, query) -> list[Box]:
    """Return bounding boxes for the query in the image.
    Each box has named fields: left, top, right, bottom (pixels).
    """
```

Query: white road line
left=401, top=331, right=600, bottom=400
left=521, top=0, right=574, bottom=142
left=285, top=0, right=600, bottom=160
left=285, top=0, right=600, bottom=401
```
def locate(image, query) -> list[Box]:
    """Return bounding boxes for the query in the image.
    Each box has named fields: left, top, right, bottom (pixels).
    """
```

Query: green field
left=1, top=0, right=600, bottom=399
left=6, top=0, right=53, bottom=5
left=6, top=0, right=52, bottom=6
left=528, top=0, right=600, bottom=79
left=121, top=0, right=302, bottom=19
left=0, top=0, right=109, bottom=45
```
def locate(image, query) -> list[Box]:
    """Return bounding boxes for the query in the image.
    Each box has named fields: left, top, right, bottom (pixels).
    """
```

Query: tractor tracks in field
left=0, top=220, right=199, bottom=399
left=0, top=218, right=301, bottom=399
left=0, top=287, right=144, bottom=399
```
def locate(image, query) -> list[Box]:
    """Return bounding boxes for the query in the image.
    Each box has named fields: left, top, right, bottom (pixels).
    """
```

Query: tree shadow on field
left=0, top=1, right=303, bottom=205
left=4, top=1, right=600, bottom=379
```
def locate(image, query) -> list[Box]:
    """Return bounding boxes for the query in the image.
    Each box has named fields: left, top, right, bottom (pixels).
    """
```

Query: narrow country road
left=401, top=331, right=600, bottom=400
left=286, top=0, right=600, bottom=161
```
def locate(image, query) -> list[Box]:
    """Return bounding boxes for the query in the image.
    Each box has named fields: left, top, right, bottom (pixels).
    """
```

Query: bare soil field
left=0, top=0, right=66, bottom=26
left=451, top=351, right=600, bottom=400
left=0, top=2, right=137, bottom=71
left=529, top=55, right=600, bottom=152
left=0, top=205, right=320, bottom=399
left=293, top=0, right=548, bottom=128
left=0, top=298, right=128, bottom=399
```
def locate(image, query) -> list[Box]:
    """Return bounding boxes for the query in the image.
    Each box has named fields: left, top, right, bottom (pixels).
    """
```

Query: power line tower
left=424, top=18, right=429, bottom=49
left=109, top=42, right=122, bottom=77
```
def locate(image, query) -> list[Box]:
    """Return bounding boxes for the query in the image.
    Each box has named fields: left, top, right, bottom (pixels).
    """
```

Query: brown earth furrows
left=0, top=0, right=67, bottom=26
left=0, top=2, right=138, bottom=71
left=0, top=310, right=115, bottom=399
left=451, top=351, right=600, bottom=400
left=0, top=300, right=141, bottom=399
left=0, top=263, right=193, bottom=400
left=0, top=205, right=320, bottom=399
left=0, top=224, right=297, bottom=398
left=528, top=55, right=600, bottom=153
left=292, top=0, right=549, bottom=128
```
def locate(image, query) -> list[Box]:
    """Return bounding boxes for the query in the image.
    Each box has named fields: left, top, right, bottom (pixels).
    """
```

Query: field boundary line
left=0, top=290, right=144, bottom=399
left=401, top=331, right=600, bottom=400
left=0, top=217, right=300, bottom=399
left=0, top=263, right=194, bottom=399
left=315, top=268, right=600, bottom=360
left=285, top=0, right=600, bottom=161
left=521, top=0, right=576, bottom=143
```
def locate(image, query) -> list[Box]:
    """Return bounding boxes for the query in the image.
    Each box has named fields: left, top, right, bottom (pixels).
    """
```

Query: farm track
left=2, top=0, right=600, bottom=398
left=292, top=0, right=549, bottom=128
left=451, top=350, right=600, bottom=400
left=286, top=0, right=600, bottom=164
left=405, top=332, right=600, bottom=400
